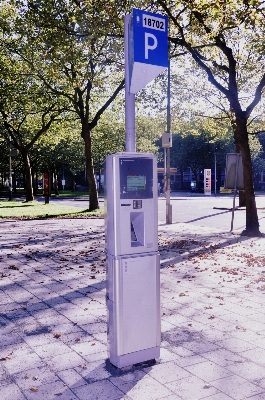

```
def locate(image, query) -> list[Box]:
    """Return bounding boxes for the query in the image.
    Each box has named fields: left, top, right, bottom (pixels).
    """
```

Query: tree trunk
left=35, top=170, right=39, bottom=194
left=20, top=149, right=34, bottom=202
left=83, top=130, right=99, bottom=211
left=234, top=117, right=260, bottom=236
left=32, top=168, right=37, bottom=195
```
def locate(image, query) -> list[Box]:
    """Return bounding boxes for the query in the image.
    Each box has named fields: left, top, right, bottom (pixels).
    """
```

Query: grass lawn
left=0, top=200, right=103, bottom=219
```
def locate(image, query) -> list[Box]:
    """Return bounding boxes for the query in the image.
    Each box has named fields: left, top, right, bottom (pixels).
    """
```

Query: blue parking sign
left=133, top=9, right=168, bottom=67
left=129, top=8, right=168, bottom=93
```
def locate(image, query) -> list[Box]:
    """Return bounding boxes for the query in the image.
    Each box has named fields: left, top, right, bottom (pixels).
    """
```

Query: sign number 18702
left=142, top=14, right=166, bottom=32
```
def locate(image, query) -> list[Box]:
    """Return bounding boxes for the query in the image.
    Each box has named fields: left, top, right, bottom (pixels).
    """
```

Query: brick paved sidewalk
left=1, top=218, right=265, bottom=400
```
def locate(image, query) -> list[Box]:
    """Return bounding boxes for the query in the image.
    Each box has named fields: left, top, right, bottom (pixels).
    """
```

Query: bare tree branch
left=245, top=74, right=265, bottom=119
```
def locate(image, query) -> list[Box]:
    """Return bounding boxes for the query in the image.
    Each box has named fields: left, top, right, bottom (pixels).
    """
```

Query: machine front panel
left=115, top=254, right=160, bottom=356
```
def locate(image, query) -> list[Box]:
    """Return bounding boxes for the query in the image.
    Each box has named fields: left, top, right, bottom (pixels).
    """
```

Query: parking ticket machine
left=105, top=152, right=160, bottom=368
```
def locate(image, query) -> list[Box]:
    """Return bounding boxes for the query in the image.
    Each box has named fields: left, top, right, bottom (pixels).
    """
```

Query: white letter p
left=145, top=33, right=158, bottom=59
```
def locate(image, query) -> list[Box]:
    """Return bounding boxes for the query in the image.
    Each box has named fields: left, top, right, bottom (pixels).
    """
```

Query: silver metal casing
left=104, top=153, right=160, bottom=368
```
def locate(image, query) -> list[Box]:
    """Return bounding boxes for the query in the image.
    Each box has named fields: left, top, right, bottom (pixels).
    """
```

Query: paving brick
left=0, top=328, right=23, bottom=349
left=175, top=353, right=208, bottom=368
left=113, top=374, right=174, bottom=400
left=14, top=365, right=60, bottom=390
left=57, top=368, right=87, bottom=389
left=0, top=383, right=26, bottom=400
left=3, top=352, right=45, bottom=375
left=165, top=374, right=219, bottom=399
left=109, top=369, right=146, bottom=391
left=248, top=394, right=265, bottom=400
left=181, top=339, right=220, bottom=354
left=240, top=347, right=265, bottom=364
left=158, top=347, right=181, bottom=362
left=211, top=374, right=264, bottom=399
left=72, top=379, right=123, bottom=400
left=143, top=361, right=191, bottom=384
left=74, top=359, right=113, bottom=382
left=81, top=322, right=107, bottom=335
left=70, top=340, right=107, bottom=357
left=23, top=380, right=78, bottom=400
left=2, top=216, right=265, bottom=399
left=226, top=360, right=265, bottom=383
left=44, top=350, right=87, bottom=372
left=199, top=394, right=233, bottom=400
left=202, top=348, right=247, bottom=367
left=34, top=341, right=73, bottom=359
left=184, top=360, right=234, bottom=381
left=22, top=330, right=58, bottom=347
left=216, top=337, right=258, bottom=353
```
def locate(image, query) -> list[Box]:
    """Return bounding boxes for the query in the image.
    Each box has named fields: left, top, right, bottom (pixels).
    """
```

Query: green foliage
left=169, top=115, right=236, bottom=177
left=91, top=113, right=162, bottom=167
left=136, top=115, right=163, bottom=154
left=32, top=119, right=85, bottom=174
left=155, top=0, right=265, bottom=124
left=92, top=116, right=125, bottom=169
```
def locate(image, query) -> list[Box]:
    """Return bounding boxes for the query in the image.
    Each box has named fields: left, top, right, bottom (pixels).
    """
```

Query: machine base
left=109, top=346, right=160, bottom=368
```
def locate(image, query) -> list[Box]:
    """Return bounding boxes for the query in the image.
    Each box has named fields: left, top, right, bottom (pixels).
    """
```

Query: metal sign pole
left=9, top=136, right=12, bottom=201
left=166, top=58, right=172, bottom=224
left=124, top=15, right=136, bottom=153
left=230, top=154, right=240, bottom=232
left=214, top=149, right=217, bottom=196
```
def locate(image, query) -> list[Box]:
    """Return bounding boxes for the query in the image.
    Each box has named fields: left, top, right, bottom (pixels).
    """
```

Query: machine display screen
left=127, top=175, right=145, bottom=191
left=120, top=157, right=153, bottom=199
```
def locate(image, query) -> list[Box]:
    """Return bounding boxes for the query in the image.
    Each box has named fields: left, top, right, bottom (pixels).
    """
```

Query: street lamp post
left=214, top=147, right=217, bottom=196
left=165, top=57, right=172, bottom=224
left=9, top=136, right=12, bottom=201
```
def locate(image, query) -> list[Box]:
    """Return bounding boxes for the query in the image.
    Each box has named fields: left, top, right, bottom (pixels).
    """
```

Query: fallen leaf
left=79, top=364, right=87, bottom=369
left=8, top=265, right=19, bottom=270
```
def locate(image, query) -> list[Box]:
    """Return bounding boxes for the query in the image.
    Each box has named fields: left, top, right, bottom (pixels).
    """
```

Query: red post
left=43, top=172, right=50, bottom=204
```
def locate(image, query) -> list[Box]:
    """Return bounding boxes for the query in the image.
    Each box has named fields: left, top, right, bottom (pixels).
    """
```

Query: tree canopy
left=152, top=0, right=265, bottom=235
left=1, top=0, right=265, bottom=235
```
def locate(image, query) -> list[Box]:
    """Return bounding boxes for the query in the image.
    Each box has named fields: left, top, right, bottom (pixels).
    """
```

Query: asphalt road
left=158, top=195, right=250, bottom=233
left=36, top=192, right=265, bottom=234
